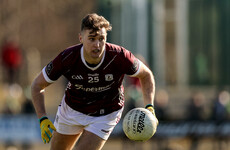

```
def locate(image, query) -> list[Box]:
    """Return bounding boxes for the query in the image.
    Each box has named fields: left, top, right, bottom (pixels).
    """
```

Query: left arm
left=135, top=61, right=155, bottom=106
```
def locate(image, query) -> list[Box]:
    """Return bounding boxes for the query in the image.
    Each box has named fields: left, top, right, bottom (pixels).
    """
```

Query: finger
left=45, top=131, right=51, bottom=140
left=42, top=138, right=46, bottom=144
left=147, top=107, right=154, bottom=113
left=41, top=130, right=47, bottom=138
left=45, top=129, right=52, bottom=139
left=43, top=132, right=50, bottom=144
left=155, top=118, right=159, bottom=125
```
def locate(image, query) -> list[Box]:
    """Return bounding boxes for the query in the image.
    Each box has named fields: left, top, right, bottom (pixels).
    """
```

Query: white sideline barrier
left=0, top=115, right=42, bottom=142
left=1, top=114, right=230, bottom=143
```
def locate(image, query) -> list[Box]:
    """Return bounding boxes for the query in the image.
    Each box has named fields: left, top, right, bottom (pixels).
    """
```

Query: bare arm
left=31, top=72, right=52, bottom=118
left=135, top=62, right=155, bottom=106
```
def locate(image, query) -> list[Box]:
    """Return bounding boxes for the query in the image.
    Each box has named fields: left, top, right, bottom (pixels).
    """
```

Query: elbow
left=31, top=77, right=40, bottom=91
left=31, top=75, right=47, bottom=96
left=31, top=78, right=41, bottom=96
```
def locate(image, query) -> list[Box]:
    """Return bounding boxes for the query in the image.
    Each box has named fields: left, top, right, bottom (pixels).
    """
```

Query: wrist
left=39, top=116, right=48, bottom=123
left=145, top=104, right=155, bottom=114
left=145, top=104, right=154, bottom=109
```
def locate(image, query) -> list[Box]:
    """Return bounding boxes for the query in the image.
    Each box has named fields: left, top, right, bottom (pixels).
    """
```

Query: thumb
left=49, top=123, right=56, bottom=131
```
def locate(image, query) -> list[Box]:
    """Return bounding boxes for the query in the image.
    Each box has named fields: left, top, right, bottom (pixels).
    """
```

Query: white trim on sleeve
left=128, top=59, right=142, bottom=77
left=42, top=67, right=55, bottom=83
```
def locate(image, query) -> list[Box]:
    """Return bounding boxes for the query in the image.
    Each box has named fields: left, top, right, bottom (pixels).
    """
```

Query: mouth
left=92, top=49, right=100, bottom=54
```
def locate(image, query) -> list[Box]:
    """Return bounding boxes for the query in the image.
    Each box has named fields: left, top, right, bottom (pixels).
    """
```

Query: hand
left=39, top=116, right=56, bottom=144
left=145, top=104, right=159, bottom=125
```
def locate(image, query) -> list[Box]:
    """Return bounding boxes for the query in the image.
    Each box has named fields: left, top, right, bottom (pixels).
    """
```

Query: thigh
left=50, top=131, right=81, bottom=150
left=75, top=130, right=106, bottom=150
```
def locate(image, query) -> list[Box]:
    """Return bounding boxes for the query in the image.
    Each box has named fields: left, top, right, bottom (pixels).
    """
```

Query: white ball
left=122, top=107, right=158, bottom=141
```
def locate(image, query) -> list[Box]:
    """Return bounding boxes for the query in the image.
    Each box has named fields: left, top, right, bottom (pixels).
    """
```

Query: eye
left=89, top=38, right=95, bottom=41
left=99, top=37, right=105, bottom=41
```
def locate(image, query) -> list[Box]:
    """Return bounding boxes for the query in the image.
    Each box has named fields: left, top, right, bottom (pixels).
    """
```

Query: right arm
left=31, top=72, right=52, bottom=119
left=31, top=71, right=56, bottom=144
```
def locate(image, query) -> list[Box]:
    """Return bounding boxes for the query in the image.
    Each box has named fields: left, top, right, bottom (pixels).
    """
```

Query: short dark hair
left=81, top=13, right=112, bottom=32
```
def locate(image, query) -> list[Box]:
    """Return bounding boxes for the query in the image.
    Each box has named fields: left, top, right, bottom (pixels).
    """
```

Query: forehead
left=84, top=28, right=107, bottom=37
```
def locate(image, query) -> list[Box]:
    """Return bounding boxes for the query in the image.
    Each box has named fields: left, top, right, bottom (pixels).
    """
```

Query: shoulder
left=105, top=43, right=128, bottom=53
left=59, top=44, right=82, bottom=61
left=105, top=43, right=132, bottom=59
left=105, top=43, right=138, bottom=68
left=62, top=44, right=82, bottom=55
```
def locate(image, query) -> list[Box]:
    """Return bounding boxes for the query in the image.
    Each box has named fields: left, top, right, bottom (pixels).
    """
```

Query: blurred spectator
left=21, top=97, right=35, bottom=150
left=155, top=89, right=169, bottom=121
left=187, top=92, right=207, bottom=150
left=211, top=90, right=230, bottom=123
left=21, top=85, right=35, bottom=114
left=187, top=92, right=207, bottom=121
left=211, top=91, right=230, bottom=150
left=1, top=38, right=22, bottom=84
left=124, top=85, right=142, bottom=113
left=1, top=83, right=23, bottom=114
left=154, top=89, right=170, bottom=150
left=21, top=97, right=35, bottom=114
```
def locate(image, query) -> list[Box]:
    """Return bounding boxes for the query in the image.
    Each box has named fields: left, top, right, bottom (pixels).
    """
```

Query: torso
left=43, top=43, right=140, bottom=116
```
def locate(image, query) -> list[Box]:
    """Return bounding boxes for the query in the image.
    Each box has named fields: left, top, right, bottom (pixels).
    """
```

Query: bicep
left=133, top=61, right=153, bottom=79
left=31, top=72, right=52, bottom=91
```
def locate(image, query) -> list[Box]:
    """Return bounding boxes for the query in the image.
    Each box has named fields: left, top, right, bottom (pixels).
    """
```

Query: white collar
left=80, top=46, right=106, bottom=71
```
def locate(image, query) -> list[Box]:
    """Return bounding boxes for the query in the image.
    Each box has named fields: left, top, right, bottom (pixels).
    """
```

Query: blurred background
left=0, top=0, right=230, bottom=150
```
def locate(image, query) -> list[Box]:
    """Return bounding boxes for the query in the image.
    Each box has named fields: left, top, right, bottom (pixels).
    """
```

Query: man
left=1, top=38, right=22, bottom=84
left=31, top=13, right=157, bottom=150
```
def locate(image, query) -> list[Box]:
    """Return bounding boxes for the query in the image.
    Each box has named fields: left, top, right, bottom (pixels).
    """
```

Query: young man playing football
left=31, top=13, right=158, bottom=150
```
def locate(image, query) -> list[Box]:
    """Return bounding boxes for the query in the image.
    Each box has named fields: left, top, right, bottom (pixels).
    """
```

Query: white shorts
left=54, top=98, right=123, bottom=140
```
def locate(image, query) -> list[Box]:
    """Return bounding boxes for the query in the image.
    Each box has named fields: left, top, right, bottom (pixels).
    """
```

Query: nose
left=94, top=40, right=100, bottom=48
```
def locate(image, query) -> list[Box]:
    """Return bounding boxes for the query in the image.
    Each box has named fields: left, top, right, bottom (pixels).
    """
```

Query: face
left=79, top=28, right=107, bottom=64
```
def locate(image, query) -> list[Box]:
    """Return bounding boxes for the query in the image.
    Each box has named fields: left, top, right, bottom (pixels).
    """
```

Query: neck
left=86, top=61, right=98, bottom=67
left=84, top=56, right=102, bottom=64
left=83, top=51, right=104, bottom=64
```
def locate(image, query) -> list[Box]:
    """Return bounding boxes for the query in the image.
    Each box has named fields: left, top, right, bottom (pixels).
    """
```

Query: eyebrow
left=88, top=34, right=106, bottom=38
left=88, top=34, right=98, bottom=38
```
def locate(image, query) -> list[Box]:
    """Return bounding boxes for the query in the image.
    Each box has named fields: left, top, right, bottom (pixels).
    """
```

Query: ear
left=79, top=33, right=83, bottom=43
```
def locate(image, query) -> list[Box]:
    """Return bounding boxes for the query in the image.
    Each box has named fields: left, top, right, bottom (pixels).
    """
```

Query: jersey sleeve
left=119, top=48, right=141, bottom=76
left=42, top=49, right=73, bottom=83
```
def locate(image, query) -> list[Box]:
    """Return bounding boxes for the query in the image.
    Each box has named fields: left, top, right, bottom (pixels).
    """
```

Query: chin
left=92, top=52, right=102, bottom=58
left=91, top=55, right=100, bottom=59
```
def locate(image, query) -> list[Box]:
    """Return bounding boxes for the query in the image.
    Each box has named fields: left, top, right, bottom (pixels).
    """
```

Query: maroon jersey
left=42, top=43, right=140, bottom=116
